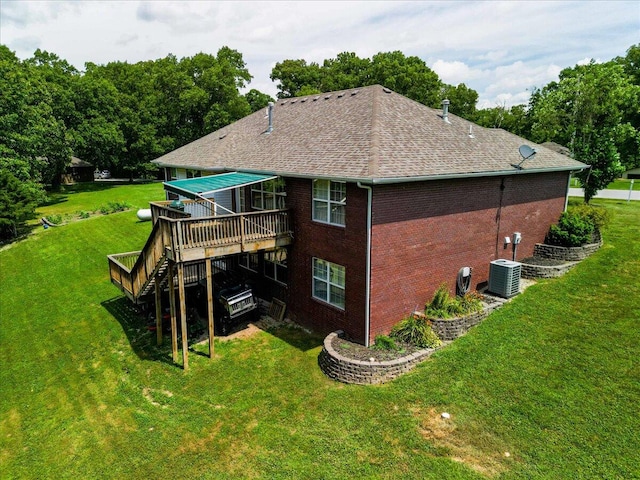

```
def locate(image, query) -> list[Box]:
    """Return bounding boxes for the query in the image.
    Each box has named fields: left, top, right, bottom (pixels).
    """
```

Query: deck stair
left=108, top=209, right=292, bottom=303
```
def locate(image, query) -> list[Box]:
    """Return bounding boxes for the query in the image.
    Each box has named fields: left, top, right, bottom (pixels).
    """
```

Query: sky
left=1, top=1, right=638, bottom=109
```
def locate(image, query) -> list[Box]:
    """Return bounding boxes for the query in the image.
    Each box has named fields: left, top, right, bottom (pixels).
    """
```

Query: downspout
left=564, top=174, right=571, bottom=212
left=357, top=182, right=372, bottom=347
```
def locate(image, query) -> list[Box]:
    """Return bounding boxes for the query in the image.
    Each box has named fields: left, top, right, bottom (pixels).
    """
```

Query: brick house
left=110, top=85, right=585, bottom=351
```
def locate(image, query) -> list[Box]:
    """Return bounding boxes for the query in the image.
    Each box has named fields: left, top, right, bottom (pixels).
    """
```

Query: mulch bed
left=331, top=335, right=423, bottom=362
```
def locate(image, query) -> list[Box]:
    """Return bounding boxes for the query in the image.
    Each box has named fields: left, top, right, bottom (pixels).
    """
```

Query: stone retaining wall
left=521, top=261, right=580, bottom=279
left=533, top=233, right=602, bottom=262
left=318, top=331, right=435, bottom=385
left=429, top=302, right=501, bottom=341
left=430, top=310, right=487, bottom=341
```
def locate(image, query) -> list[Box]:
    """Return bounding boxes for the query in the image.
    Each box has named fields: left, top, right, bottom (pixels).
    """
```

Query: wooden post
left=206, top=258, right=215, bottom=358
left=168, top=262, right=178, bottom=364
left=177, top=263, right=189, bottom=371
left=155, top=277, right=163, bottom=346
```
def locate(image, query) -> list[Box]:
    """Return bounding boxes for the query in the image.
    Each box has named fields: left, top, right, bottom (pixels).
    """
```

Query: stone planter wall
left=521, top=261, right=580, bottom=279
left=318, top=331, right=434, bottom=385
left=430, top=302, right=501, bottom=341
left=430, top=311, right=487, bottom=341
left=533, top=232, right=602, bottom=262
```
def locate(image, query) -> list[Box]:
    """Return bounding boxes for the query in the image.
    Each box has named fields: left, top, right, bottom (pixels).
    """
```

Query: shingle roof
left=70, top=156, right=93, bottom=168
left=152, top=85, right=585, bottom=182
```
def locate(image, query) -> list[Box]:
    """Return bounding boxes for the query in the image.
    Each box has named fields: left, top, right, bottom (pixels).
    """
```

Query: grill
left=221, top=288, right=257, bottom=319
left=215, top=283, right=258, bottom=334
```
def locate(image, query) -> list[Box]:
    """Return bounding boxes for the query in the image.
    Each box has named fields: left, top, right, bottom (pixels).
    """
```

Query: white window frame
left=312, top=179, right=346, bottom=227
left=251, top=178, right=286, bottom=210
left=264, top=249, right=287, bottom=285
left=312, top=258, right=345, bottom=309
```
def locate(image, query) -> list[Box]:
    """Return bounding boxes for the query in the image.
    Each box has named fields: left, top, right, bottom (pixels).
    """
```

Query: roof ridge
left=368, top=86, right=382, bottom=177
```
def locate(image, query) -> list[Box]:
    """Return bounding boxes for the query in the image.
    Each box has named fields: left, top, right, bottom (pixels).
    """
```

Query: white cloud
left=431, top=60, right=489, bottom=85
left=1, top=0, right=637, bottom=108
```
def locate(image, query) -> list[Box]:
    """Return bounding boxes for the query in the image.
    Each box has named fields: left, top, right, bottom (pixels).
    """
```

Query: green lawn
left=1, top=186, right=639, bottom=479
left=570, top=177, right=640, bottom=191
left=37, top=181, right=164, bottom=218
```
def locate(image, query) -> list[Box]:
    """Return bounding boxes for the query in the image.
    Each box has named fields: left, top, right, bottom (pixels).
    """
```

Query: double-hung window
left=313, top=180, right=346, bottom=226
left=312, top=258, right=345, bottom=309
left=264, top=249, right=287, bottom=284
left=251, top=178, right=286, bottom=210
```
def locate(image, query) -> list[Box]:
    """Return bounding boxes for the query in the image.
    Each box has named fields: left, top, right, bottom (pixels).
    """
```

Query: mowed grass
left=1, top=185, right=639, bottom=479
left=570, top=177, right=640, bottom=191
left=37, top=181, right=165, bottom=218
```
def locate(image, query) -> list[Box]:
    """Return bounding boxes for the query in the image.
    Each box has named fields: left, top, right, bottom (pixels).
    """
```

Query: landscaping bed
left=331, top=334, right=422, bottom=362
left=319, top=331, right=436, bottom=385
left=319, top=293, right=509, bottom=384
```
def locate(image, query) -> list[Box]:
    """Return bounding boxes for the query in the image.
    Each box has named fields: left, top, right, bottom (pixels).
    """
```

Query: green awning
left=163, top=172, right=276, bottom=199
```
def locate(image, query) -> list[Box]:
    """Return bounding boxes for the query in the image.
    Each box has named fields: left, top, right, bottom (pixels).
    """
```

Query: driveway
left=569, top=188, right=640, bottom=201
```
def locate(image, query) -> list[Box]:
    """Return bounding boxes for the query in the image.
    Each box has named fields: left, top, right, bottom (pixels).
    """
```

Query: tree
left=0, top=169, right=41, bottom=240
left=368, top=51, right=442, bottom=107
left=0, top=46, right=71, bottom=189
left=473, top=103, right=531, bottom=137
left=244, top=89, right=274, bottom=112
left=69, top=74, right=126, bottom=173
left=529, top=60, right=637, bottom=202
left=440, top=83, right=478, bottom=119
left=270, top=50, right=463, bottom=112
left=81, top=47, right=254, bottom=178
left=270, top=59, right=323, bottom=98
left=614, top=44, right=640, bottom=170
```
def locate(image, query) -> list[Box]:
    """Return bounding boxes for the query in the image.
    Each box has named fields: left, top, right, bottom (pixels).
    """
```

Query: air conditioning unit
left=488, top=259, right=522, bottom=298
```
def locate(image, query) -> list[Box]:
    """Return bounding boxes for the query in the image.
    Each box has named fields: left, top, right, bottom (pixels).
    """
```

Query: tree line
left=1, top=44, right=638, bottom=239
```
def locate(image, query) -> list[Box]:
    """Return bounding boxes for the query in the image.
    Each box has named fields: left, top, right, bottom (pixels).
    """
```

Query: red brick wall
left=285, top=178, right=369, bottom=342
left=368, top=172, right=569, bottom=343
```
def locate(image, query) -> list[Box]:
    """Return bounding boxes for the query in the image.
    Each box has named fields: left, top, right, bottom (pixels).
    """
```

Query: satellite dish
left=512, top=145, right=537, bottom=169
left=519, top=145, right=537, bottom=160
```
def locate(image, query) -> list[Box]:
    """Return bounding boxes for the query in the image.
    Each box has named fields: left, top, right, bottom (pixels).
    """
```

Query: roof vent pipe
left=267, top=102, right=274, bottom=133
left=442, top=99, right=451, bottom=124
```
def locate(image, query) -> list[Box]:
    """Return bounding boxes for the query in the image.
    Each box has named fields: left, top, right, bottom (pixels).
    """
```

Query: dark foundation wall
left=368, top=172, right=569, bottom=343
left=285, top=178, right=369, bottom=343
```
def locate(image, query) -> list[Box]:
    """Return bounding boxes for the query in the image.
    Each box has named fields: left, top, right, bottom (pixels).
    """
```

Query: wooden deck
left=108, top=209, right=292, bottom=302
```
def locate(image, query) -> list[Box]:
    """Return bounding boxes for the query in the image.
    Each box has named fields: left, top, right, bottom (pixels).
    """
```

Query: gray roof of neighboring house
left=152, top=85, right=586, bottom=183
left=69, top=156, right=93, bottom=168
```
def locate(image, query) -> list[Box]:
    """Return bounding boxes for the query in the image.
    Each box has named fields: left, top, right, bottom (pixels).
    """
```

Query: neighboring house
left=108, top=85, right=585, bottom=359
left=622, top=167, right=640, bottom=179
left=62, top=156, right=94, bottom=184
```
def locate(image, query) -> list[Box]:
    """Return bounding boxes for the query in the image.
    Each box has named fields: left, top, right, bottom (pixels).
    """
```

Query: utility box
left=488, top=259, right=522, bottom=298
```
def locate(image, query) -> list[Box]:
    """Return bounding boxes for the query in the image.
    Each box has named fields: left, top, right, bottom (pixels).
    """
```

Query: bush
left=458, top=291, right=485, bottom=314
left=425, top=284, right=483, bottom=319
left=372, top=335, right=400, bottom=351
left=390, top=315, right=442, bottom=348
left=99, top=201, right=131, bottom=215
left=546, top=211, right=595, bottom=247
left=45, top=214, right=63, bottom=225
left=571, top=204, right=610, bottom=231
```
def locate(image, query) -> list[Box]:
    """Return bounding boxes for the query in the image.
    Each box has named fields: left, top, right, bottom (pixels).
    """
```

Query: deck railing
left=149, top=199, right=216, bottom=223
left=108, top=209, right=291, bottom=301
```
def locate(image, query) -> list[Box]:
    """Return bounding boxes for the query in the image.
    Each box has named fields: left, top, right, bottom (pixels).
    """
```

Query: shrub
left=99, top=201, right=131, bottom=215
left=372, top=334, right=399, bottom=351
left=45, top=214, right=63, bottom=225
left=571, top=204, right=610, bottom=231
left=390, top=315, right=442, bottom=348
left=78, top=211, right=90, bottom=219
left=458, top=291, right=484, bottom=315
left=546, top=211, right=595, bottom=247
left=425, top=284, right=483, bottom=319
